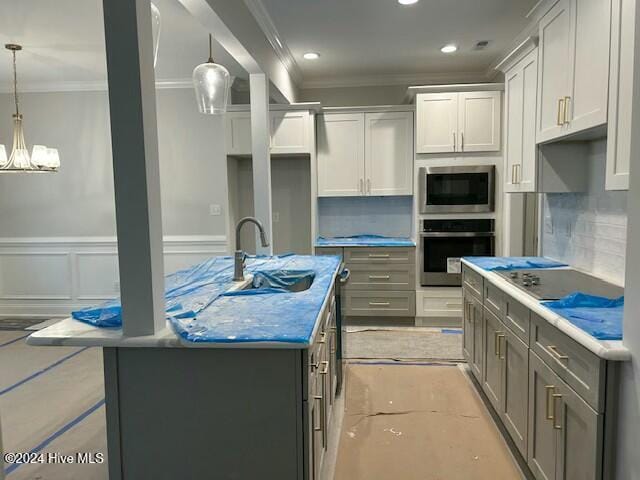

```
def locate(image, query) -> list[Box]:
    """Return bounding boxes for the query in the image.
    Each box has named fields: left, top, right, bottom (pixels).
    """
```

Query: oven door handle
left=420, top=232, right=495, bottom=238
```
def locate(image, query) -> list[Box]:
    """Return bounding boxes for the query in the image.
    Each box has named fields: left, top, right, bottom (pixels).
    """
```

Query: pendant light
left=151, top=2, right=161, bottom=68
left=0, top=44, right=59, bottom=173
left=192, top=34, right=230, bottom=115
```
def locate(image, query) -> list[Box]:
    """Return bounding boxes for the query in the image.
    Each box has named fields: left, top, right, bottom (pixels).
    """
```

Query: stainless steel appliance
left=496, top=269, right=624, bottom=300
left=420, top=219, right=495, bottom=286
left=419, top=165, right=495, bottom=214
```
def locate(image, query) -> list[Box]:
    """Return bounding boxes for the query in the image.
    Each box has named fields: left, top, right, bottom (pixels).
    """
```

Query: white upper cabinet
left=606, top=0, right=635, bottom=191
left=317, top=110, right=414, bottom=197
left=270, top=111, right=311, bottom=155
left=458, top=92, right=502, bottom=152
left=317, top=113, right=365, bottom=197
left=365, top=112, right=414, bottom=196
left=226, top=112, right=252, bottom=156
left=537, top=0, right=611, bottom=144
left=504, top=48, right=539, bottom=193
left=225, top=110, right=313, bottom=156
left=416, top=92, right=501, bottom=154
left=416, top=93, right=458, bottom=153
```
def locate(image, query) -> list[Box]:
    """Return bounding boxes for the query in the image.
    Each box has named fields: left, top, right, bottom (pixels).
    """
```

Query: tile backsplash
left=542, top=139, right=627, bottom=285
left=318, top=196, right=413, bottom=238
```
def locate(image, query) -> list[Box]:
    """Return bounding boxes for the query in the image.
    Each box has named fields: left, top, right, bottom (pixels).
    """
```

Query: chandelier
left=0, top=44, right=59, bottom=173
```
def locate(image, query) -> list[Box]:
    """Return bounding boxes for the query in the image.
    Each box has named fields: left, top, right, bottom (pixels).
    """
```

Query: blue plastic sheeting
left=543, top=293, right=624, bottom=341
left=72, top=254, right=342, bottom=345
left=316, top=235, right=415, bottom=247
left=463, top=256, right=568, bottom=271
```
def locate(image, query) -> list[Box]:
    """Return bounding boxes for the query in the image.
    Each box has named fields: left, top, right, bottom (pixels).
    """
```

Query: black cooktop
left=496, top=269, right=624, bottom=301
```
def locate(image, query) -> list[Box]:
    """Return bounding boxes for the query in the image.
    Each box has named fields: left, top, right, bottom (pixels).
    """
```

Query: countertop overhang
left=461, top=258, right=630, bottom=361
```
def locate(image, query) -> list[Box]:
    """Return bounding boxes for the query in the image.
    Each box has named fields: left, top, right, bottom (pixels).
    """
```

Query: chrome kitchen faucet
left=234, top=217, right=270, bottom=281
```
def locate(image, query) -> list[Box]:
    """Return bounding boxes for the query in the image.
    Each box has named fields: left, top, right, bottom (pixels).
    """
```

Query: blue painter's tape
left=440, top=329, right=463, bottom=335
left=0, top=334, right=29, bottom=348
left=315, top=235, right=415, bottom=247
left=4, top=398, right=105, bottom=476
left=0, top=347, right=89, bottom=397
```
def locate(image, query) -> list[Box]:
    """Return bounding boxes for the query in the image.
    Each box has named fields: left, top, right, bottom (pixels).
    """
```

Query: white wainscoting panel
left=0, top=236, right=227, bottom=318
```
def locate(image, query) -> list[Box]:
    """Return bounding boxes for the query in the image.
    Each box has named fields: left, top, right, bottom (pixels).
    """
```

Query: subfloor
left=1, top=322, right=522, bottom=479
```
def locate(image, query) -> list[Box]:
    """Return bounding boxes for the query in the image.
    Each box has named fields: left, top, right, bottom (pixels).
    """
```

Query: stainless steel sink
left=242, top=270, right=315, bottom=293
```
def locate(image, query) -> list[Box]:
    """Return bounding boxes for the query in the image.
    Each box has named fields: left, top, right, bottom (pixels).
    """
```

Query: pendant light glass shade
left=193, top=34, right=230, bottom=115
left=150, top=3, right=161, bottom=68
left=0, top=145, right=7, bottom=167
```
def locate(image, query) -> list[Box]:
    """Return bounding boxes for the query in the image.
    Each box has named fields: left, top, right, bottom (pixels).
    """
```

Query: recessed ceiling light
left=303, top=52, right=320, bottom=60
left=440, top=44, right=458, bottom=54
left=398, top=0, right=419, bottom=5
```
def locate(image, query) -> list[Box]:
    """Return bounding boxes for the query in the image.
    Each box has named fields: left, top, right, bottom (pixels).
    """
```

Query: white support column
left=250, top=73, right=273, bottom=255
left=102, top=0, right=165, bottom=336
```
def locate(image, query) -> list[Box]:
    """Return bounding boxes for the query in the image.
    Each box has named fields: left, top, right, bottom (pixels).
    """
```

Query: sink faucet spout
left=234, top=217, right=270, bottom=281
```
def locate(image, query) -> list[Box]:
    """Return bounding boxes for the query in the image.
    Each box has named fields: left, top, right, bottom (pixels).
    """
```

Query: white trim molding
left=302, top=71, right=489, bottom=90
left=0, top=78, right=200, bottom=94
left=0, top=235, right=228, bottom=318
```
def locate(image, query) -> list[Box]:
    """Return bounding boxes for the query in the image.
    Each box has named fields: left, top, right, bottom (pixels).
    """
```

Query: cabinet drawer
left=462, top=266, right=483, bottom=300
left=344, top=264, right=415, bottom=291
left=504, top=295, right=531, bottom=344
left=315, top=247, right=344, bottom=259
left=483, top=281, right=505, bottom=319
left=530, top=314, right=605, bottom=411
left=344, top=247, right=414, bottom=265
left=417, top=288, right=463, bottom=318
left=344, top=291, right=416, bottom=317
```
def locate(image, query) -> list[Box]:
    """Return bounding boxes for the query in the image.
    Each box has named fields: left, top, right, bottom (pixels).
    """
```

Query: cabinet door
left=416, top=93, right=458, bottom=153
left=470, top=298, right=484, bottom=381
left=270, top=111, right=311, bottom=154
left=606, top=0, right=634, bottom=191
left=364, top=112, right=413, bottom=195
left=528, top=352, right=558, bottom=480
left=463, top=294, right=474, bottom=363
left=317, top=113, right=365, bottom=197
left=482, top=307, right=504, bottom=411
left=537, top=0, right=572, bottom=144
left=458, top=91, right=501, bottom=152
left=225, top=112, right=252, bottom=155
left=555, top=381, right=602, bottom=480
left=566, top=0, right=611, bottom=134
left=501, top=328, right=529, bottom=458
left=505, top=49, right=539, bottom=193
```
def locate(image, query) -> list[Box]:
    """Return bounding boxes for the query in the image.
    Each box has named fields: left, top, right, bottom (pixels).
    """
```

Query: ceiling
left=0, top=0, right=247, bottom=90
left=260, top=0, right=539, bottom=86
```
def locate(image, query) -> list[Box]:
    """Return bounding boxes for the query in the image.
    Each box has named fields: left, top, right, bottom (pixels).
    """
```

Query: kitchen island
left=28, top=255, right=344, bottom=480
left=461, top=257, right=628, bottom=480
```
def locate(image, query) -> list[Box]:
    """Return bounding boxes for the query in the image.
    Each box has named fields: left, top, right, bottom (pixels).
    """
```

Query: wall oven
left=419, top=166, right=495, bottom=214
left=420, top=219, right=495, bottom=286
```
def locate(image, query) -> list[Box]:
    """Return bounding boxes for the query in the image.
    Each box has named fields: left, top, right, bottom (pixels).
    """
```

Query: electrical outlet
left=209, top=204, right=222, bottom=216
left=273, top=211, right=280, bottom=223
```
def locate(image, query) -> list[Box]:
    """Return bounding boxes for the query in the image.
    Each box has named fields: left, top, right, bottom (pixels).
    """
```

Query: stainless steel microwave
left=418, top=165, right=495, bottom=214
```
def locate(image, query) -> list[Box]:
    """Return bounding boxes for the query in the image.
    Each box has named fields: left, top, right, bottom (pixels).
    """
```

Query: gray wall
left=0, top=88, right=228, bottom=238
left=299, top=85, right=408, bottom=106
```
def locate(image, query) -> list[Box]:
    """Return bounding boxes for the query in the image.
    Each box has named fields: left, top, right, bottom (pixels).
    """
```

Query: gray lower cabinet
left=462, top=264, right=612, bottom=480
left=103, top=291, right=340, bottom=480
left=316, top=245, right=416, bottom=318
left=528, top=351, right=602, bottom=480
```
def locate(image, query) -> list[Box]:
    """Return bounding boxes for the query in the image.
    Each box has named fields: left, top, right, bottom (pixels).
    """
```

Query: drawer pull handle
left=552, top=393, right=563, bottom=429
left=320, top=360, right=329, bottom=375
left=369, top=302, right=390, bottom=307
left=369, top=253, right=391, bottom=258
left=369, top=275, right=391, bottom=280
left=545, top=385, right=555, bottom=420
left=318, top=332, right=326, bottom=344
left=548, top=345, right=569, bottom=361
left=445, top=301, right=462, bottom=307
left=313, top=395, right=323, bottom=432
left=557, top=98, right=565, bottom=125
left=497, top=333, right=506, bottom=358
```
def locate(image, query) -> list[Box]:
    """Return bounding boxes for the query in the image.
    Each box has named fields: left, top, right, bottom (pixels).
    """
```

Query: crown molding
left=0, top=77, right=206, bottom=94
left=494, top=36, right=539, bottom=73
left=244, top=0, right=304, bottom=86
left=301, top=71, right=490, bottom=90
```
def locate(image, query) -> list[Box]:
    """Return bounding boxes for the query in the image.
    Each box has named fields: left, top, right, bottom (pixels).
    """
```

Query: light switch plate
left=209, top=204, right=222, bottom=216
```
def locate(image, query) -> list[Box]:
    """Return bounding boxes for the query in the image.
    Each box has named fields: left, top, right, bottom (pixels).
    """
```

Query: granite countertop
left=315, top=235, right=415, bottom=247
left=461, top=258, right=629, bottom=361
left=28, top=255, right=342, bottom=349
